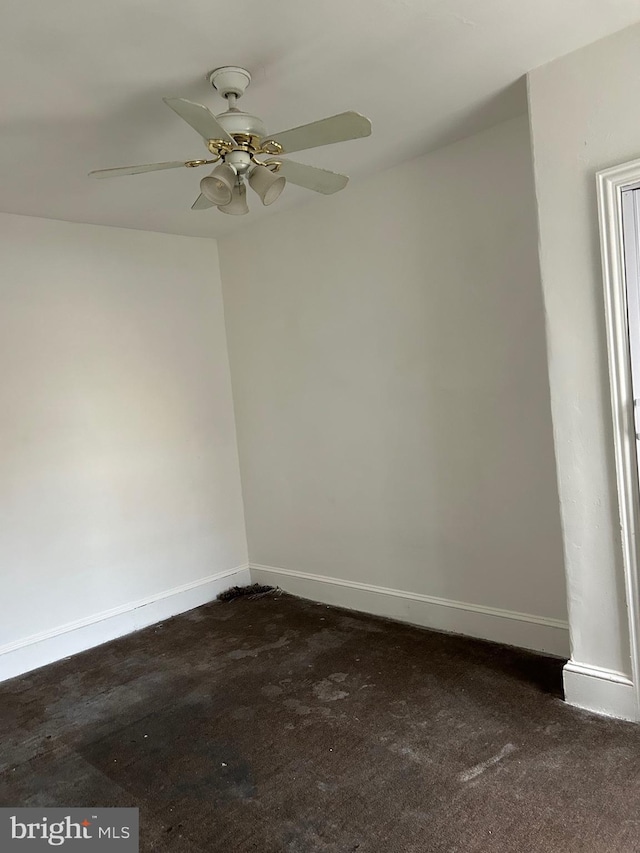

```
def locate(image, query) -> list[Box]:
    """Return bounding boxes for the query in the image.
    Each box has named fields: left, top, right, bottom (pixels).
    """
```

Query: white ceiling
left=1, top=0, right=639, bottom=238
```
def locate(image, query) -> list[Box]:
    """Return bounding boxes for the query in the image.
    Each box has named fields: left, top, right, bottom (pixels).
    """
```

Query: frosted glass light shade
left=218, top=183, right=249, bottom=215
left=200, top=163, right=236, bottom=205
left=248, top=164, right=286, bottom=206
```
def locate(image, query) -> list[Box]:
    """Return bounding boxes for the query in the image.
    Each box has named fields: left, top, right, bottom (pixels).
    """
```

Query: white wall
left=0, top=213, right=248, bottom=680
left=219, top=115, right=569, bottom=654
left=528, top=22, right=640, bottom=717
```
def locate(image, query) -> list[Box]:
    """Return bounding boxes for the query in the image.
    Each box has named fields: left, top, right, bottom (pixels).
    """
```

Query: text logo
left=1, top=809, right=138, bottom=851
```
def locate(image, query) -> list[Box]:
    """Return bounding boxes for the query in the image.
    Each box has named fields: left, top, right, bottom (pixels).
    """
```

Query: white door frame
left=596, top=158, right=640, bottom=718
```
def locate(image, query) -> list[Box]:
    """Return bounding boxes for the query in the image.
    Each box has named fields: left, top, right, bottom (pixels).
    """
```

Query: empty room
left=3, top=1, right=640, bottom=850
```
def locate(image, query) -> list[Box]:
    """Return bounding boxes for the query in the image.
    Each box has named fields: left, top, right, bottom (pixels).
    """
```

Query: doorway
left=595, top=161, right=640, bottom=720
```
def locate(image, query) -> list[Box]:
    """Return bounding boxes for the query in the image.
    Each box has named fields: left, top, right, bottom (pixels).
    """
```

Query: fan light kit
left=89, top=65, right=372, bottom=216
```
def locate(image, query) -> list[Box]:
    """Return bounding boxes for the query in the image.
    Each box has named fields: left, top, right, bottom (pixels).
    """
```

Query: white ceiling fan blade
left=89, top=161, right=186, bottom=178
left=276, top=160, right=348, bottom=194
left=191, top=193, right=215, bottom=210
left=163, top=97, right=234, bottom=144
left=264, top=111, right=371, bottom=154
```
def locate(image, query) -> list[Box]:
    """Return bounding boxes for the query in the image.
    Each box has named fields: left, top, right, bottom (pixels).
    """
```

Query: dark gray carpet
left=1, top=593, right=639, bottom=852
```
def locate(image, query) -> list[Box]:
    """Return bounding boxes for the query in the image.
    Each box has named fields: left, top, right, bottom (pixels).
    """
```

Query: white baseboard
left=250, top=564, right=570, bottom=657
left=8, top=560, right=635, bottom=720
left=8, top=560, right=637, bottom=721
left=563, top=661, right=639, bottom=721
left=0, top=565, right=250, bottom=684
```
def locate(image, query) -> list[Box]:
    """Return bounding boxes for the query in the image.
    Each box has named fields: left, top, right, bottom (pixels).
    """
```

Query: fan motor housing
left=216, top=109, right=266, bottom=140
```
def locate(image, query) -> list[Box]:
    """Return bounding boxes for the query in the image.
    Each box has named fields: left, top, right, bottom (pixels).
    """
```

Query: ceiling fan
left=89, top=66, right=372, bottom=216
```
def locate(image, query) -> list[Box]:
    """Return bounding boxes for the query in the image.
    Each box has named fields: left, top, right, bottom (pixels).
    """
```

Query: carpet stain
left=283, top=698, right=312, bottom=716
left=389, top=743, right=429, bottom=765
left=313, top=680, right=349, bottom=702
left=459, top=742, right=517, bottom=782
left=227, top=633, right=293, bottom=659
